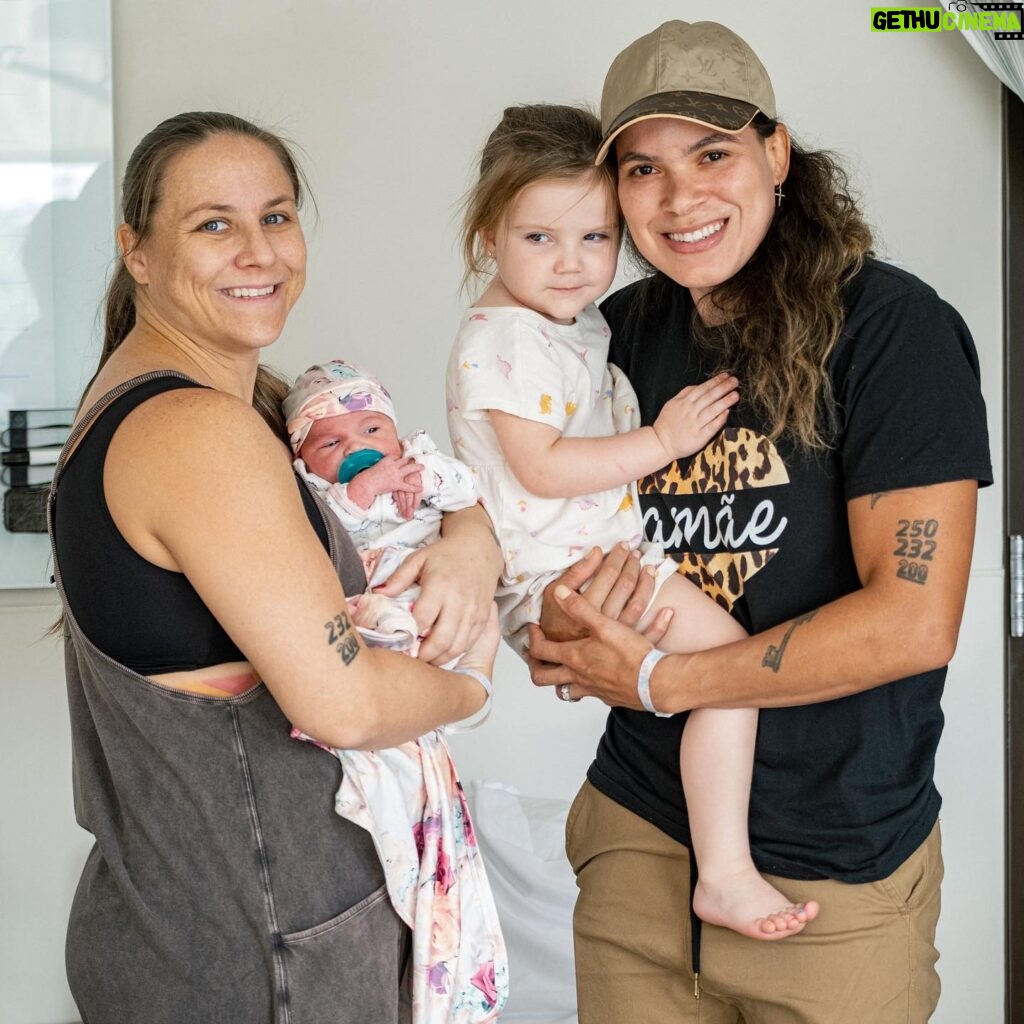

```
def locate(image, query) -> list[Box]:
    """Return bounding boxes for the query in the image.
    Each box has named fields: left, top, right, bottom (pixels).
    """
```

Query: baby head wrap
left=283, top=359, right=397, bottom=455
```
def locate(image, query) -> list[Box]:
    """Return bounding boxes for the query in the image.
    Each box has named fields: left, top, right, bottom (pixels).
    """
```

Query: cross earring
left=775, top=182, right=785, bottom=209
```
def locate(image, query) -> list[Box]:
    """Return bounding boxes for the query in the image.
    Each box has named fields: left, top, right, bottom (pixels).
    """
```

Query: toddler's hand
left=347, top=456, right=424, bottom=512
left=652, top=372, right=739, bottom=460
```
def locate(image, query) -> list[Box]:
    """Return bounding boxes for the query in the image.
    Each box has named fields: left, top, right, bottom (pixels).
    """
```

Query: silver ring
left=557, top=683, right=581, bottom=703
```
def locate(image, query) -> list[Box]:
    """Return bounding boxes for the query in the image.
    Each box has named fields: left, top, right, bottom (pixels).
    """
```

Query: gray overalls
left=49, top=374, right=411, bottom=1023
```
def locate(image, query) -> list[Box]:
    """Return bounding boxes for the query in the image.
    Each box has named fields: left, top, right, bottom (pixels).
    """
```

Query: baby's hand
left=347, top=456, right=424, bottom=513
left=652, top=372, right=739, bottom=460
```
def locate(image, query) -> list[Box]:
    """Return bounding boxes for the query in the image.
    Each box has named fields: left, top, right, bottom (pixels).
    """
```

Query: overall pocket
left=278, top=884, right=408, bottom=1024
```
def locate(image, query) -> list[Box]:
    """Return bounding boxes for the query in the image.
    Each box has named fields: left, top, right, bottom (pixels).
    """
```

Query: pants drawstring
left=688, top=844, right=702, bottom=999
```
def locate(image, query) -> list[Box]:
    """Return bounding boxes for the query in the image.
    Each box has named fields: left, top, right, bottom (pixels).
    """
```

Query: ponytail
left=252, top=365, right=291, bottom=441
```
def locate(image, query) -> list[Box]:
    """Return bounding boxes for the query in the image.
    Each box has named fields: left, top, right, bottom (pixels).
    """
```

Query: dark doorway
left=1004, top=82, right=1024, bottom=1024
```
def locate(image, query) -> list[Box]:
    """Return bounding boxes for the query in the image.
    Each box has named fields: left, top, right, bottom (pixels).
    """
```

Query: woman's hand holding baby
left=375, top=504, right=503, bottom=666
left=453, top=602, right=501, bottom=686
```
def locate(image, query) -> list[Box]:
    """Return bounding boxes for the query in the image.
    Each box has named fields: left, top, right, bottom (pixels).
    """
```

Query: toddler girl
left=446, top=104, right=818, bottom=941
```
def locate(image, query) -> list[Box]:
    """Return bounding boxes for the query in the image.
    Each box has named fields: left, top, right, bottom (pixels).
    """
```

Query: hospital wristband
left=637, top=648, right=672, bottom=717
left=447, top=666, right=493, bottom=733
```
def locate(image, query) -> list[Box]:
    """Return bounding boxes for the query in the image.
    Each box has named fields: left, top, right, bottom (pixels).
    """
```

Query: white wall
left=0, top=2, right=1006, bottom=1021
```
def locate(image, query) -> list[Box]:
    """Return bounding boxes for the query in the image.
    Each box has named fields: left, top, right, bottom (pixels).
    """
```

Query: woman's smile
left=665, top=219, right=726, bottom=244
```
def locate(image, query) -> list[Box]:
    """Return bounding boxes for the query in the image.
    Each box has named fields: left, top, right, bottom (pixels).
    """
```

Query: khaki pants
left=565, top=782, right=942, bottom=1024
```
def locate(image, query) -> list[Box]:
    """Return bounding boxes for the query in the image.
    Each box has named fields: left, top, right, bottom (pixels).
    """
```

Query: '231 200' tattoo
left=325, top=611, right=360, bottom=665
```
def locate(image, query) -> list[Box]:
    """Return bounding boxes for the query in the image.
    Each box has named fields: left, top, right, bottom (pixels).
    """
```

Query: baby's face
left=299, top=411, right=402, bottom=482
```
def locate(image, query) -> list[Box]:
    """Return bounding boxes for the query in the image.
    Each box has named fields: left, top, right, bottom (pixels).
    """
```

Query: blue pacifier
left=338, top=448, right=384, bottom=484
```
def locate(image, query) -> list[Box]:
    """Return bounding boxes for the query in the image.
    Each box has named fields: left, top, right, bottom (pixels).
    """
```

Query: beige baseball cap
left=597, top=20, right=776, bottom=163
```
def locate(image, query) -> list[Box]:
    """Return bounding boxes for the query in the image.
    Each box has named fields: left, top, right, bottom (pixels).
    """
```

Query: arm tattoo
left=893, top=518, right=939, bottom=586
left=762, top=608, right=820, bottom=673
left=870, top=492, right=892, bottom=509
left=325, top=611, right=360, bottom=665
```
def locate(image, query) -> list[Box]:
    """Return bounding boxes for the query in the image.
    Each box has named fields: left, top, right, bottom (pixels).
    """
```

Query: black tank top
left=53, top=373, right=331, bottom=674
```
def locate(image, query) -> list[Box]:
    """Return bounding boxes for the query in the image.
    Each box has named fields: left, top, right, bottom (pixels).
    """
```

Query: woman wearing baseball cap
left=529, top=20, right=991, bottom=1022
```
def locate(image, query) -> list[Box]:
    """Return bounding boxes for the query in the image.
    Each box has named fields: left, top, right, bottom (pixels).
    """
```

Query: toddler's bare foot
left=693, top=868, right=819, bottom=941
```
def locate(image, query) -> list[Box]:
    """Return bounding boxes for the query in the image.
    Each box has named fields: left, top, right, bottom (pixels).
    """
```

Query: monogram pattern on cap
left=659, top=93, right=756, bottom=122
left=609, top=91, right=757, bottom=135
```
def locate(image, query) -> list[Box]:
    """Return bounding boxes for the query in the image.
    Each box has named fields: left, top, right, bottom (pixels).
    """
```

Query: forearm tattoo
left=893, top=518, right=939, bottom=586
left=325, top=611, right=360, bottom=665
left=761, top=608, right=820, bottom=673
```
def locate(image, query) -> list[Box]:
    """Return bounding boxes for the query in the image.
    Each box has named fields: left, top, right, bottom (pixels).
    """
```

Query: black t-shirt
left=593, top=257, right=992, bottom=882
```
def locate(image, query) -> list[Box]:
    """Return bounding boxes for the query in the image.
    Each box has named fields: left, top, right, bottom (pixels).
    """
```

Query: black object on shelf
left=2, top=464, right=55, bottom=488
left=7, top=408, right=75, bottom=430
left=1, top=424, right=70, bottom=449
left=3, top=484, right=50, bottom=533
left=1, top=446, right=62, bottom=466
